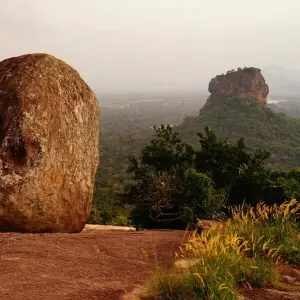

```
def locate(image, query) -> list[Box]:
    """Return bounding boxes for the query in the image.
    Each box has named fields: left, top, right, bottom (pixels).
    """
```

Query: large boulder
left=0, top=53, right=100, bottom=233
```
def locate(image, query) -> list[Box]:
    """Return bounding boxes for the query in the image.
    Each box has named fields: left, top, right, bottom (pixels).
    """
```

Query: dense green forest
left=90, top=94, right=300, bottom=226
left=123, top=125, right=300, bottom=228
left=91, top=93, right=205, bottom=224
left=97, top=92, right=206, bottom=188
left=180, top=97, right=300, bottom=169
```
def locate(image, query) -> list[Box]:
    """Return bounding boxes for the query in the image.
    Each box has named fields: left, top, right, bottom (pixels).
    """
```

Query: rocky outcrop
left=194, top=219, right=218, bottom=231
left=206, top=67, right=269, bottom=106
left=0, top=53, right=100, bottom=233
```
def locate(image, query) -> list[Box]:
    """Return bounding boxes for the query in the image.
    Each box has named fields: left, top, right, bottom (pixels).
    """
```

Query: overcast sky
left=0, top=0, right=299, bottom=93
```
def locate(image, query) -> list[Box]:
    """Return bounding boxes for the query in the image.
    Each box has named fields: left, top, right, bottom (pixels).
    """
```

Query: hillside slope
left=179, top=69, right=300, bottom=169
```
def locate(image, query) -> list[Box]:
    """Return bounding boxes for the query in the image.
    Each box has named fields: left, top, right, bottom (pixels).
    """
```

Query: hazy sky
left=1, top=0, right=299, bottom=93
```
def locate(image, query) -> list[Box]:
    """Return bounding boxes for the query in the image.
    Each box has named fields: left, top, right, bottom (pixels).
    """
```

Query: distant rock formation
left=206, top=67, right=269, bottom=106
left=0, top=53, right=100, bottom=233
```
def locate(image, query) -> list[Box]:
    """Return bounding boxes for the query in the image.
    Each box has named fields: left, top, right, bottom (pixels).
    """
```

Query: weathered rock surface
left=0, top=53, right=100, bottom=233
left=194, top=219, right=216, bottom=231
left=207, top=67, right=269, bottom=106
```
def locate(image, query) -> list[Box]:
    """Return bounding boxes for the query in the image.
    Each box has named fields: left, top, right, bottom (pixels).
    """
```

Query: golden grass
left=141, top=200, right=300, bottom=300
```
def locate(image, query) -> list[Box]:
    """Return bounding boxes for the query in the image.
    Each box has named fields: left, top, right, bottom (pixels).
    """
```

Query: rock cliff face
left=206, top=67, right=269, bottom=106
left=0, top=53, right=100, bottom=233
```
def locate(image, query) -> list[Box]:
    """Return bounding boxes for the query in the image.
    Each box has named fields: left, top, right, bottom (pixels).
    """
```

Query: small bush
left=183, top=169, right=226, bottom=221
left=87, top=207, right=103, bottom=224
left=111, top=214, right=131, bottom=226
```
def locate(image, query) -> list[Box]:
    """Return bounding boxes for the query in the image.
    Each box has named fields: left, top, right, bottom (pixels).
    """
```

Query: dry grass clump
left=142, top=200, right=300, bottom=300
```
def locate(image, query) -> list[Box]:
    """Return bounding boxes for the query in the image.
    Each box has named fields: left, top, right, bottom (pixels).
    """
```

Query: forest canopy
left=91, top=95, right=300, bottom=227
left=123, top=125, right=300, bottom=228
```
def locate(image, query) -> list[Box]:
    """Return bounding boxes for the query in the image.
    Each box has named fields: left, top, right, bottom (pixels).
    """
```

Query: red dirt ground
left=0, top=230, right=188, bottom=300
left=0, top=230, right=299, bottom=300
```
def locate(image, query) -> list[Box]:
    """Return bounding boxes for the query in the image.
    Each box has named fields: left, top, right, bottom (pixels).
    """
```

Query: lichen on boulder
left=0, top=53, right=100, bottom=233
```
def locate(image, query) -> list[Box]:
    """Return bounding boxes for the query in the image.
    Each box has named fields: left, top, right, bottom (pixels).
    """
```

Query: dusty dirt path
left=0, top=230, right=187, bottom=300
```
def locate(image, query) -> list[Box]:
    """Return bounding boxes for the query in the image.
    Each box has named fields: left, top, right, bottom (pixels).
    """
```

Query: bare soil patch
left=0, top=230, right=187, bottom=300
left=0, top=230, right=298, bottom=300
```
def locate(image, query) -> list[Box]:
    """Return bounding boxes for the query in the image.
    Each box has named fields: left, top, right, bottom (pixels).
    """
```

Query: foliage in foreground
left=142, top=200, right=300, bottom=300
left=124, top=125, right=300, bottom=228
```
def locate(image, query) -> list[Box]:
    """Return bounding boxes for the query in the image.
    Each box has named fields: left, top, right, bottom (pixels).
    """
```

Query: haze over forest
left=1, top=0, right=300, bottom=95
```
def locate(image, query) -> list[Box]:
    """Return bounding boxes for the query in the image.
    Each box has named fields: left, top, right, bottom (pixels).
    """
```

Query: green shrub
left=111, top=215, right=131, bottom=226
left=87, top=207, right=103, bottom=224
left=182, top=169, right=226, bottom=221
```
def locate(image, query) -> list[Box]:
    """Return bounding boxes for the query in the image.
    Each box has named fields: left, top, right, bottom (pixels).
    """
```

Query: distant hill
left=179, top=68, right=300, bottom=169
left=263, top=65, right=300, bottom=98
left=267, top=101, right=300, bottom=118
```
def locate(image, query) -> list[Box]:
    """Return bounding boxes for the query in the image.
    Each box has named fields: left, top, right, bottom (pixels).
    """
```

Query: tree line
left=123, top=125, right=300, bottom=228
